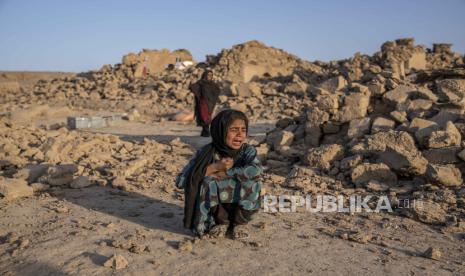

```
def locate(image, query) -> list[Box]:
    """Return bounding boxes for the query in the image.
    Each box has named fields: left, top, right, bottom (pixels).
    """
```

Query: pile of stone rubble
left=0, top=117, right=193, bottom=200
left=262, top=38, right=465, bottom=227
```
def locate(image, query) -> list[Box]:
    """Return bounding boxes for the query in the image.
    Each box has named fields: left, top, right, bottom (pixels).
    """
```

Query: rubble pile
left=262, top=38, right=465, bottom=226
left=1, top=39, right=464, bottom=123
left=0, top=117, right=193, bottom=200
left=0, top=41, right=327, bottom=121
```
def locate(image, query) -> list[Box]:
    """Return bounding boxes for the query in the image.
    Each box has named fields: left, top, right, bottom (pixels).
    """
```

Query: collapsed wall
left=122, top=48, right=194, bottom=78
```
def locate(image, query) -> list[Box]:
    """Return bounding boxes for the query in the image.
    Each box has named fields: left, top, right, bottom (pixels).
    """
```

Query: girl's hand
left=205, top=158, right=233, bottom=179
left=219, top=158, right=233, bottom=171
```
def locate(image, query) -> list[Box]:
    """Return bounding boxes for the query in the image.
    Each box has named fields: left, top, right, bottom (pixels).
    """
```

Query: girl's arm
left=175, top=152, right=228, bottom=188
left=226, top=157, right=263, bottom=181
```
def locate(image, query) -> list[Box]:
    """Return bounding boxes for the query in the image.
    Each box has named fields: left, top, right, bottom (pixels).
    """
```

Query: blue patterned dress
left=176, top=144, right=262, bottom=235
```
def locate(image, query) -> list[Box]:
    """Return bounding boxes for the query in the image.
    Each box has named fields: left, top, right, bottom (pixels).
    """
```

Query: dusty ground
left=1, top=115, right=464, bottom=275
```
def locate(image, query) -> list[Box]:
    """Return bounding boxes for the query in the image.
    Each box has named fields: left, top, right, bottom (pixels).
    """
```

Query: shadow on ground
left=55, top=186, right=191, bottom=236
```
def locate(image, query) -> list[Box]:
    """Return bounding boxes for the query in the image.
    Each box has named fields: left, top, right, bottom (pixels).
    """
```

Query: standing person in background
left=189, top=69, right=221, bottom=137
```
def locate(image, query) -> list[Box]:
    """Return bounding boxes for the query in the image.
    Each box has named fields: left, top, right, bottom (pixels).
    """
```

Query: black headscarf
left=182, top=109, right=255, bottom=229
left=189, top=70, right=221, bottom=125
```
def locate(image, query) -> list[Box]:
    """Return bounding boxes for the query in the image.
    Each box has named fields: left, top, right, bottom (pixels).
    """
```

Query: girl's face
left=226, top=119, right=247, bottom=150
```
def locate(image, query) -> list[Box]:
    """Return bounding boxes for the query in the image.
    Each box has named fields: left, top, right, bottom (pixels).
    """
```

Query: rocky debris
left=207, top=40, right=320, bottom=83
left=0, top=81, right=21, bottom=95
left=383, top=85, right=437, bottom=106
left=39, top=164, right=78, bottom=186
left=0, top=117, right=192, bottom=199
left=103, top=254, right=128, bottom=270
left=110, top=236, right=149, bottom=254
left=334, top=93, right=370, bottom=123
left=1, top=40, right=325, bottom=122
left=261, top=38, right=465, bottom=228
left=1, top=37, right=465, bottom=228
left=30, top=182, right=49, bottom=192
left=271, top=130, right=294, bottom=150
left=3, top=38, right=463, bottom=124
left=284, top=166, right=341, bottom=193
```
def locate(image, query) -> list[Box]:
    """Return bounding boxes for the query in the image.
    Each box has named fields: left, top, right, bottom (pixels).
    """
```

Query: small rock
left=177, top=240, right=193, bottom=252
left=348, top=232, right=372, bottom=244
left=103, top=254, right=128, bottom=270
left=424, top=247, right=442, bottom=260
left=30, top=182, right=50, bottom=192
left=70, top=176, right=92, bottom=189
left=112, top=177, right=129, bottom=190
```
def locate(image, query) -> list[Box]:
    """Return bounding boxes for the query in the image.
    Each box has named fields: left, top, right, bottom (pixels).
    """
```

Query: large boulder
left=371, top=117, right=396, bottom=134
left=426, top=164, right=463, bottom=187
left=352, top=131, right=428, bottom=175
left=347, top=118, right=371, bottom=139
left=423, top=147, right=461, bottom=164
left=315, top=94, right=340, bottom=113
left=406, top=50, right=426, bottom=71
left=411, top=200, right=447, bottom=225
left=383, top=85, right=438, bottom=106
left=351, top=163, right=397, bottom=186
left=378, top=146, right=428, bottom=175
left=408, top=118, right=440, bottom=145
left=304, top=106, right=329, bottom=147
left=436, top=79, right=465, bottom=104
left=303, top=144, right=344, bottom=171
left=334, top=93, right=370, bottom=122
left=38, top=164, right=78, bottom=186
left=426, top=121, right=461, bottom=149
left=231, top=82, right=252, bottom=97
left=318, top=76, right=347, bottom=93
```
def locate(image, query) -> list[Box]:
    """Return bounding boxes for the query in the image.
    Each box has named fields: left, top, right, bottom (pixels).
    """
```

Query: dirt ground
left=1, top=114, right=464, bottom=275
